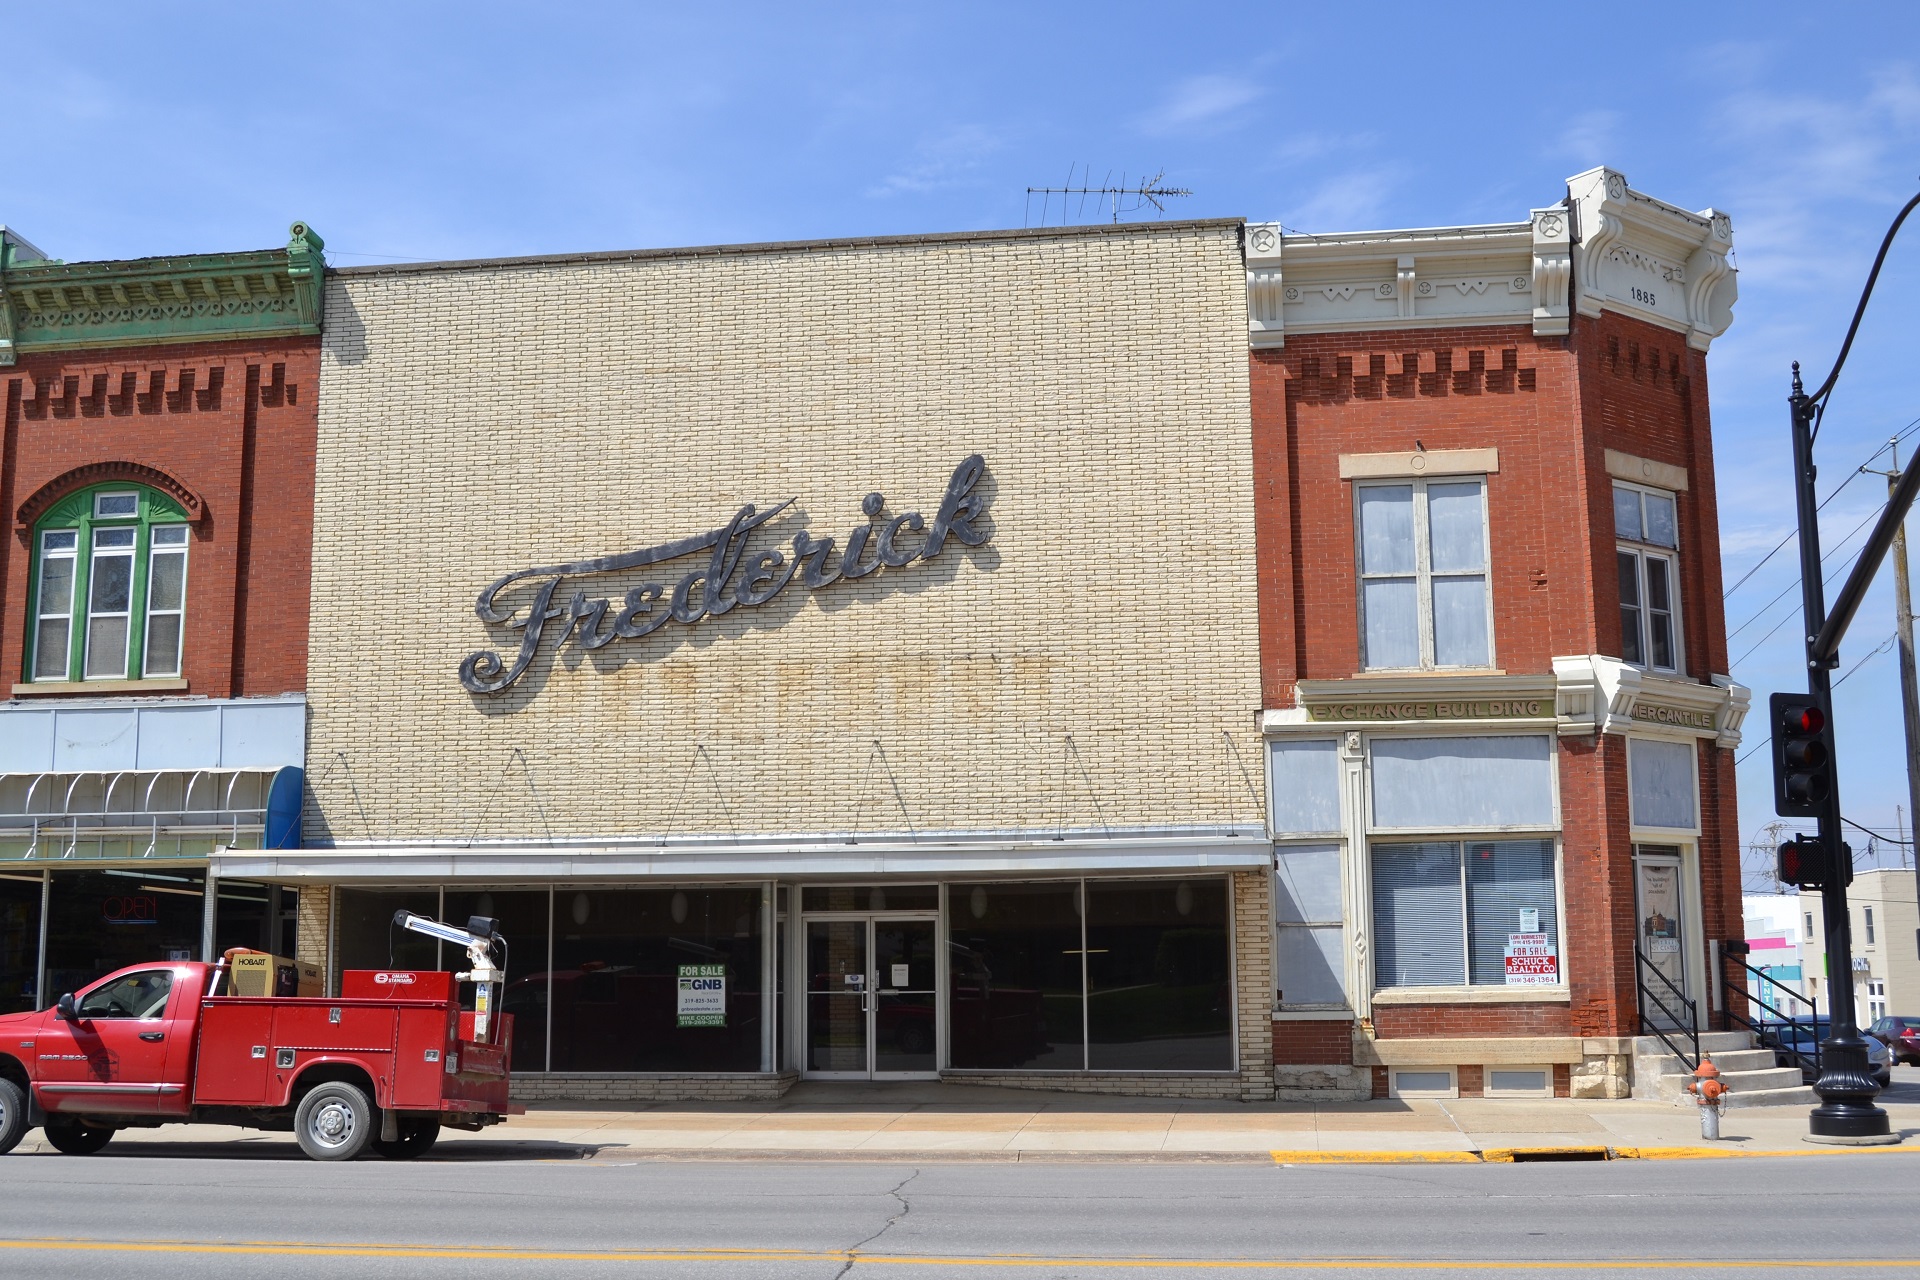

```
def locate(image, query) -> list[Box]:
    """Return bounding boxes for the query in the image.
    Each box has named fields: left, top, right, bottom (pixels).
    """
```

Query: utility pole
left=1875, top=442, right=1920, bottom=888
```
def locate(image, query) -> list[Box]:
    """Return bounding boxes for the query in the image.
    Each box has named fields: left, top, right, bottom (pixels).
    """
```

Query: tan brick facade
left=307, top=221, right=1263, bottom=842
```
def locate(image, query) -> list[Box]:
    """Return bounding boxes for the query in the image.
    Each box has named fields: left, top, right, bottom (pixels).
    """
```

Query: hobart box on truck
left=0, top=912, right=522, bottom=1160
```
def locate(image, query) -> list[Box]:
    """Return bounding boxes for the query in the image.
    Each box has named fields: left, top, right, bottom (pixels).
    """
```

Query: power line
left=1726, top=505, right=1884, bottom=642
left=1735, top=632, right=1898, bottom=766
left=1723, top=421, right=1920, bottom=599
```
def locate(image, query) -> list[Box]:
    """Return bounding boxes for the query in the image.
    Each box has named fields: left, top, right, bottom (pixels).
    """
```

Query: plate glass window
left=1274, top=844, right=1346, bottom=1007
left=1615, top=483, right=1681, bottom=673
left=1356, top=477, right=1490, bottom=671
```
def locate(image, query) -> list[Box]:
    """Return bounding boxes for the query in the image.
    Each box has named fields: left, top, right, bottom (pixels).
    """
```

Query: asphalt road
left=0, top=1145, right=1917, bottom=1278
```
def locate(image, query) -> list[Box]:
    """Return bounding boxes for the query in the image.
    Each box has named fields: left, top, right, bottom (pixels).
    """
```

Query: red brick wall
left=1251, top=309, right=1741, bottom=1045
left=1456, top=1064, right=1483, bottom=1097
left=0, top=338, right=318, bottom=698
left=1272, top=1018, right=1354, bottom=1064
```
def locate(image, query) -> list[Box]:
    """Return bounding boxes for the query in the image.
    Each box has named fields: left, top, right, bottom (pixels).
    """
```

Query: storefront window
left=1274, top=845, right=1345, bottom=1008
left=1371, top=838, right=1558, bottom=988
left=1086, top=880, right=1232, bottom=1070
left=333, top=888, right=441, bottom=987
left=1269, top=739, right=1342, bottom=836
left=1629, top=737, right=1696, bottom=831
left=443, top=889, right=551, bottom=1072
left=213, top=879, right=288, bottom=959
left=0, top=873, right=42, bottom=1013
left=550, top=887, right=762, bottom=1072
left=44, top=869, right=205, bottom=1000
left=947, top=882, right=1085, bottom=1069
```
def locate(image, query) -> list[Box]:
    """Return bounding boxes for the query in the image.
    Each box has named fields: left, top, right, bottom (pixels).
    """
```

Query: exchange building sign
left=460, top=455, right=990, bottom=694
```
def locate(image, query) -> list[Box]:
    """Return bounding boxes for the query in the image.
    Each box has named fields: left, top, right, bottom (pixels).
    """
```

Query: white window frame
left=93, top=490, right=139, bottom=519
left=1366, top=833, right=1566, bottom=992
left=1353, top=476, right=1494, bottom=672
left=1388, top=1066, right=1457, bottom=1099
left=31, top=529, right=78, bottom=682
left=1483, top=1064, right=1554, bottom=1097
left=1869, top=980, right=1887, bottom=1024
left=1273, top=841, right=1349, bottom=1012
left=1615, top=480, right=1683, bottom=675
left=82, top=525, right=137, bottom=681
left=142, top=524, right=190, bottom=678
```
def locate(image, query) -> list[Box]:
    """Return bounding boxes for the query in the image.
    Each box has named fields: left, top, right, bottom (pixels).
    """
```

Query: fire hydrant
left=1685, top=1055, right=1732, bottom=1140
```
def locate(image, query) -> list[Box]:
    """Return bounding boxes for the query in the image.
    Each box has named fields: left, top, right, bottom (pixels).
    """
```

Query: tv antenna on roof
left=1024, top=166, right=1192, bottom=227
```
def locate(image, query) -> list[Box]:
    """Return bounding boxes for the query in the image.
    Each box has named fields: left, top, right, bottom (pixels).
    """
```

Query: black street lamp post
left=1784, top=188, right=1920, bottom=1142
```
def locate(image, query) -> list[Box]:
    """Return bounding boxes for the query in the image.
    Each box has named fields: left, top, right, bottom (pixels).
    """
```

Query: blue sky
left=10, top=3, right=1920, bottom=884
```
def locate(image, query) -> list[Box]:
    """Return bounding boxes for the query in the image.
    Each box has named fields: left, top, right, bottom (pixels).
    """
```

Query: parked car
left=1867, top=1016, right=1920, bottom=1066
left=1758, top=1017, right=1892, bottom=1087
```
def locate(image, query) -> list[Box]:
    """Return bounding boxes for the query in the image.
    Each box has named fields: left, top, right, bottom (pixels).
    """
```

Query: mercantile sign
left=461, top=456, right=991, bottom=694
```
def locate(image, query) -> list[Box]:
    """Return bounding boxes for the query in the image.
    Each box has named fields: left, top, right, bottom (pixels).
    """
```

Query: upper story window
left=29, top=484, right=191, bottom=684
left=1356, top=477, right=1491, bottom=670
left=1615, top=482, right=1681, bottom=673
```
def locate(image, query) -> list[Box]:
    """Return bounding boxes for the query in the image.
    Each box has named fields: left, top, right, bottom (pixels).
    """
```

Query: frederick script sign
left=460, top=456, right=991, bottom=694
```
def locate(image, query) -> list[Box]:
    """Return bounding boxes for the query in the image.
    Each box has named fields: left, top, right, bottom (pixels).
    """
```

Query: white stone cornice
left=1247, top=168, right=1734, bottom=349
left=1566, top=167, right=1737, bottom=351
left=1551, top=655, right=1749, bottom=748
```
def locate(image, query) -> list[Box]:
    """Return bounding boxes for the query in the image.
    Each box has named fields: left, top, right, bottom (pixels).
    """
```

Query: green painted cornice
left=0, top=222, right=324, bottom=366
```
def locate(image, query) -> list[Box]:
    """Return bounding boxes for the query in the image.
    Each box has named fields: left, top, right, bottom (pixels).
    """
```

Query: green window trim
left=26, top=482, right=191, bottom=684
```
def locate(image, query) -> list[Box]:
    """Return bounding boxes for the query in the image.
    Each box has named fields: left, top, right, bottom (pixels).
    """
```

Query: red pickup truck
left=0, top=955, right=520, bottom=1161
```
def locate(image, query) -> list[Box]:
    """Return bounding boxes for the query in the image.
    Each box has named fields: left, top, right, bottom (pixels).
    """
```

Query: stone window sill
left=1370, top=985, right=1570, bottom=1006
left=10, top=678, right=189, bottom=697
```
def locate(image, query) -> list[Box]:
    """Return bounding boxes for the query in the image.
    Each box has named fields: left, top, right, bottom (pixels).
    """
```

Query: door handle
left=138, top=1032, right=165, bottom=1042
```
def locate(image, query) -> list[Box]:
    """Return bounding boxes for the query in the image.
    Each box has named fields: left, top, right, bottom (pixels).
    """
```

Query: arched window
left=28, top=484, right=191, bottom=683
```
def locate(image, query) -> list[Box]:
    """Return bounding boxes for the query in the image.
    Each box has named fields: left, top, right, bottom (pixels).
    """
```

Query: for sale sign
left=1504, top=932, right=1559, bottom=986
left=677, top=964, right=727, bottom=1027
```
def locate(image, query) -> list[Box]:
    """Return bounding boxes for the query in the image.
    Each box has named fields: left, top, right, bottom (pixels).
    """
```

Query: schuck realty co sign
left=461, top=456, right=991, bottom=694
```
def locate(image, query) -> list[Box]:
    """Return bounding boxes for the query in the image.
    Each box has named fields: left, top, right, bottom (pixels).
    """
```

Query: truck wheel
left=0, top=1080, right=26, bottom=1155
left=295, top=1083, right=374, bottom=1161
left=43, top=1121, right=114, bottom=1155
left=373, top=1118, right=440, bottom=1160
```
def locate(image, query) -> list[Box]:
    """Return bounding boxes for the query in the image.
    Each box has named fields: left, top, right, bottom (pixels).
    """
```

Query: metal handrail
left=1636, top=948, right=1701, bottom=1070
left=1721, top=953, right=1822, bottom=1076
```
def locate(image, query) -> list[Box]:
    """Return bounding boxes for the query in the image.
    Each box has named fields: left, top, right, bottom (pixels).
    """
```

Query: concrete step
left=1632, top=1031, right=1751, bottom=1056
left=1636, top=1048, right=1778, bottom=1077
left=1646, top=1064, right=1810, bottom=1101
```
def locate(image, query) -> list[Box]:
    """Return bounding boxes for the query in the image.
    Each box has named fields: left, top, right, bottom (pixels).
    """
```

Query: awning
left=210, top=828, right=1273, bottom=882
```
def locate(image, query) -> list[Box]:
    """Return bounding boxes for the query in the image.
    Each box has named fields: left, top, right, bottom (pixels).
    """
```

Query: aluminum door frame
left=798, top=909, right=942, bottom=1081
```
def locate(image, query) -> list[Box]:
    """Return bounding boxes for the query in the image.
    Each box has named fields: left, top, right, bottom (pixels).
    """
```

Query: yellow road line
left=3, top=1240, right=1915, bottom=1269
left=1617, top=1145, right=1920, bottom=1160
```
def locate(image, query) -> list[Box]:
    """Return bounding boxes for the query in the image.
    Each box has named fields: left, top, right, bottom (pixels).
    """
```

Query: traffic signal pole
left=1777, top=185, right=1920, bottom=1142
left=1787, top=375, right=1888, bottom=1141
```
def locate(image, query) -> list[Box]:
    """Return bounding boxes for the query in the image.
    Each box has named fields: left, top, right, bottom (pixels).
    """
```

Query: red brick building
left=0, top=223, right=324, bottom=1012
left=1249, top=169, right=1748, bottom=1100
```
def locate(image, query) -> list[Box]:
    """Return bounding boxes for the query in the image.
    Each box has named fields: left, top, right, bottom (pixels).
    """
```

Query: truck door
left=35, top=968, right=181, bottom=1117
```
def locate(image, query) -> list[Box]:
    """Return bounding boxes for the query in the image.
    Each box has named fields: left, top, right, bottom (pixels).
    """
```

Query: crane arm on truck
left=392, top=911, right=505, bottom=1042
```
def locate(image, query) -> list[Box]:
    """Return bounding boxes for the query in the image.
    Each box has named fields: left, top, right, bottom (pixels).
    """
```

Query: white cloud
left=866, top=125, right=1001, bottom=198
left=1280, top=170, right=1394, bottom=234
left=1136, top=74, right=1263, bottom=136
left=1552, top=109, right=1621, bottom=167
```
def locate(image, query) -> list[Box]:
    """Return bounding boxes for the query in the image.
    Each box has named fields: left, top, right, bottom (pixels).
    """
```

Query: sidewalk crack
left=836, top=1167, right=920, bottom=1277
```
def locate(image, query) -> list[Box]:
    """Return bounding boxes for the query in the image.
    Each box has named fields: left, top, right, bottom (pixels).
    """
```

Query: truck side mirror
left=54, top=993, right=78, bottom=1022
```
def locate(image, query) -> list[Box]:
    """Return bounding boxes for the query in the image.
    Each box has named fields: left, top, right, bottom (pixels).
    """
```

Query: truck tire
left=43, top=1121, right=114, bottom=1155
left=373, top=1118, right=440, bottom=1160
left=0, top=1080, right=26, bottom=1155
left=295, top=1082, right=374, bottom=1161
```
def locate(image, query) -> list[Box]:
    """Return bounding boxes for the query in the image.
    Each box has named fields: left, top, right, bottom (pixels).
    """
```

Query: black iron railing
left=1720, top=953, right=1822, bottom=1076
left=1636, top=948, right=1700, bottom=1070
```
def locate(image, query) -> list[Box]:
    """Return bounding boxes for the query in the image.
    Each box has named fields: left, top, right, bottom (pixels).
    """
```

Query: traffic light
left=1775, top=836, right=1854, bottom=889
left=1770, top=692, right=1834, bottom=818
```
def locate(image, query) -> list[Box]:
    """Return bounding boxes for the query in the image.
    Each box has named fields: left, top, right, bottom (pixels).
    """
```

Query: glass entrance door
left=1634, top=847, right=1690, bottom=1029
left=806, top=920, right=869, bottom=1075
left=874, top=919, right=937, bottom=1074
left=803, top=915, right=939, bottom=1078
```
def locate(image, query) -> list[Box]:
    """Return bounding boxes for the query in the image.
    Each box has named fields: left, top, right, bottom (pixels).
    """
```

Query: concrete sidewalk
left=21, top=1078, right=1920, bottom=1162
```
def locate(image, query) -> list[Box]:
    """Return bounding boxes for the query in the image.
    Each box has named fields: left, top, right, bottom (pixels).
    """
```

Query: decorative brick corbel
left=15, top=460, right=207, bottom=529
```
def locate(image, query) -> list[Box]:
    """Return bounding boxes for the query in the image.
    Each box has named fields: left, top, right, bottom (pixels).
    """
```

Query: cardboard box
left=227, top=950, right=324, bottom=998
